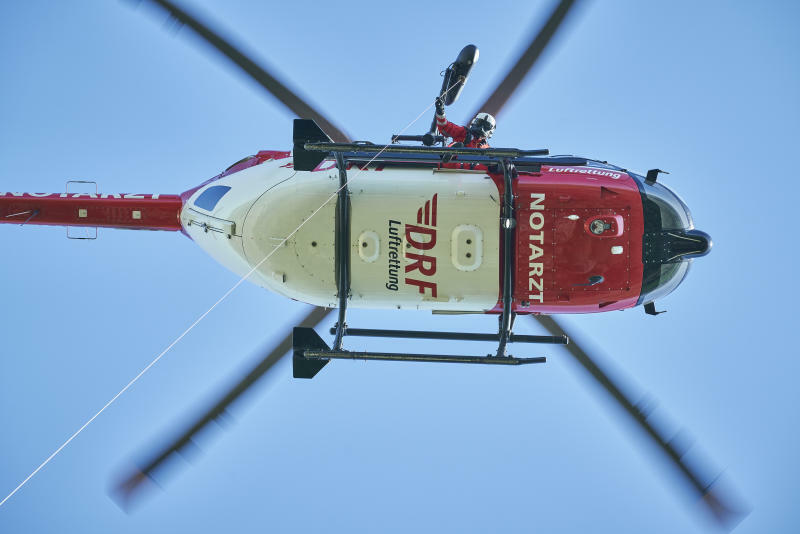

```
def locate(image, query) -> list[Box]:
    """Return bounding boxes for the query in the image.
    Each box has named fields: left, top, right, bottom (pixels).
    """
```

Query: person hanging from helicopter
left=434, top=96, right=496, bottom=148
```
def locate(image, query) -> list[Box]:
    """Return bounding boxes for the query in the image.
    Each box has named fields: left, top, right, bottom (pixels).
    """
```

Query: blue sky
left=1, top=1, right=799, bottom=532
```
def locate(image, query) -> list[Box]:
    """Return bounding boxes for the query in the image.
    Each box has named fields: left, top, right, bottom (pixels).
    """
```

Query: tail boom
left=0, top=193, right=183, bottom=231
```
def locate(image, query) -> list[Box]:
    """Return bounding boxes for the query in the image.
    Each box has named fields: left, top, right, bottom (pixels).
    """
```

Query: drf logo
left=404, top=193, right=438, bottom=297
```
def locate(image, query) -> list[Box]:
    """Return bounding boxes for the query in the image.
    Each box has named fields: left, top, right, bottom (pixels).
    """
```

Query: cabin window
left=194, top=185, right=231, bottom=211
left=640, top=261, right=691, bottom=304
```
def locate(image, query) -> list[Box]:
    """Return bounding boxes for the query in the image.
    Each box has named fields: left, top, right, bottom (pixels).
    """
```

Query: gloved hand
left=435, top=96, right=445, bottom=115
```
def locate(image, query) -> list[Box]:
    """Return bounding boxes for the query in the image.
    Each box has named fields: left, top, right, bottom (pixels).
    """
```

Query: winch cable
left=0, top=91, right=456, bottom=508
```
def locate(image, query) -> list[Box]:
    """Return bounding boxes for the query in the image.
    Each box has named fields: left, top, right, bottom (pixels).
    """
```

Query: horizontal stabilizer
left=293, top=119, right=333, bottom=171
left=0, top=193, right=183, bottom=231
left=292, top=327, right=330, bottom=379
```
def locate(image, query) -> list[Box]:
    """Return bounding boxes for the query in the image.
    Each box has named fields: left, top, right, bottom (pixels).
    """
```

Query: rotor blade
left=110, top=305, right=332, bottom=510
left=533, top=315, right=747, bottom=530
left=139, top=0, right=351, bottom=143
left=470, top=0, right=580, bottom=120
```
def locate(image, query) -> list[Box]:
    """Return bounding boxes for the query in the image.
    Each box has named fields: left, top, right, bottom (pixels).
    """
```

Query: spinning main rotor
left=105, top=0, right=744, bottom=528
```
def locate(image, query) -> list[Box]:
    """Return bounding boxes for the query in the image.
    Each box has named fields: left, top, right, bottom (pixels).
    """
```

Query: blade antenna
left=111, top=306, right=332, bottom=509
left=470, top=0, right=580, bottom=120
left=533, top=315, right=747, bottom=529
left=140, top=0, right=351, bottom=142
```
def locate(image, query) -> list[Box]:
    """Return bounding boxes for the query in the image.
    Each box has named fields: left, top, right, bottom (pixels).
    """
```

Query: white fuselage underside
left=182, top=157, right=501, bottom=311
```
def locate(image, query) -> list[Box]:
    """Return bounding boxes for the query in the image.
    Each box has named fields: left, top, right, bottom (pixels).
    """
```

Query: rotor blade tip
left=109, top=466, right=160, bottom=513
left=700, top=485, right=750, bottom=531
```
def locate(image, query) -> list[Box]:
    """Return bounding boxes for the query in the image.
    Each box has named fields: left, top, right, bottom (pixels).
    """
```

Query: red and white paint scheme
left=0, top=149, right=701, bottom=314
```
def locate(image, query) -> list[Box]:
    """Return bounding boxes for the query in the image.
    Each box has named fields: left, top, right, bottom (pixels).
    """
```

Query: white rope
left=0, top=98, right=441, bottom=508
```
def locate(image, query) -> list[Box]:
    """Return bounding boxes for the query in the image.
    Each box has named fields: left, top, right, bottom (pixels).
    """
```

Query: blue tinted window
left=194, top=185, right=231, bottom=211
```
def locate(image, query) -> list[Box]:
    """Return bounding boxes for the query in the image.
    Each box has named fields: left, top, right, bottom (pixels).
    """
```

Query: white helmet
left=470, top=112, right=496, bottom=139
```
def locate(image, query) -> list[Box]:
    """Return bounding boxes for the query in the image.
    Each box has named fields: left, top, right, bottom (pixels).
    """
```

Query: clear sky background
left=1, top=1, right=798, bottom=532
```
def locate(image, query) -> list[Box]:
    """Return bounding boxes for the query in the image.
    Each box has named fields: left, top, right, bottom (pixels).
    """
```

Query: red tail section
left=0, top=193, right=183, bottom=231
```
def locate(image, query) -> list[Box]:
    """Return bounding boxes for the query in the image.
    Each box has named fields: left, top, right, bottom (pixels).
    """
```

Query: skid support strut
left=497, top=158, right=516, bottom=357
left=332, top=152, right=350, bottom=352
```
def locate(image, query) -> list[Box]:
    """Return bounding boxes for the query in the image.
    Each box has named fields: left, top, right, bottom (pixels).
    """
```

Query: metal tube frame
left=298, top=149, right=566, bottom=370
left=305, top=141, right=549, bottom=159
left=391, top=134, right=445, bottom=145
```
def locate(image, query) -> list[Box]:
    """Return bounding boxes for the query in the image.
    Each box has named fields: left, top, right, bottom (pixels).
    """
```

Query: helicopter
left=0, top=0, right=748, bottom=531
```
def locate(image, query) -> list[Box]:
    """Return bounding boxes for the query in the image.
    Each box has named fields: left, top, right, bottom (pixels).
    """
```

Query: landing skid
left=293, top=327, right=555, bottom=379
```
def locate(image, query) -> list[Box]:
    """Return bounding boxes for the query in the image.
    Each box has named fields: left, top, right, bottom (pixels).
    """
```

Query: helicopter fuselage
left=181, top=151, right=645, bottom=314
left=1, top=148, right=707, bottom=315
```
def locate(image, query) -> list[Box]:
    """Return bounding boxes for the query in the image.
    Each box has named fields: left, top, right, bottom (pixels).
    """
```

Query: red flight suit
left=435, top=113, right=490, bottom=148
